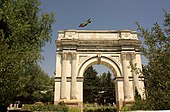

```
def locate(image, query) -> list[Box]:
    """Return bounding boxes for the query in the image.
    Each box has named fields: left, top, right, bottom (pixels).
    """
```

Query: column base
left=65, top=101, right=82, bottom=108
left=59, top=98, right=67, bottom=102
left=54, top=99, right=83, bottom=108
left=116, top=101, right=123, bottom=110
left=124, top=96, right=134, bottom=104
left=116, top=100, right=134, bottom=110
left=70, top=96, right=77, bottom=100
left=123, top=100, right=134, bottom=106
left=64, top=101, right=83, bottom=112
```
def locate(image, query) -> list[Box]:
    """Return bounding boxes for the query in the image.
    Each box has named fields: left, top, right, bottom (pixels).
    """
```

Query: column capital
left=72, top=52, right=77, bottom=60
left=122, top=52, right=131, bottom=60
left=131, top=52, right=136, bottom=59
left=121, top=52, right=127, bottom=59
left=62, top=52, right=68, bottom=60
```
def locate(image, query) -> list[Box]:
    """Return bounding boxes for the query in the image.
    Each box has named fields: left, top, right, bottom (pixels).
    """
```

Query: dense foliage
left=15, top=63, right=54, bottom=104
left=21, top=103, right=69, bottom=112
left=83, top=66, right=100, bottom=103
left=83, top=66, right=115, bottom=105
left=84, top=106, right=116, bottom=112
left=98, top=71, right=115, bottom=105
left=84, top=103, right=116, bottom=112
left=21, top=103, right=81, bottom=112
left=0, top=0, right=54, bottom=107
left=136, top=10, right=170, bottom=110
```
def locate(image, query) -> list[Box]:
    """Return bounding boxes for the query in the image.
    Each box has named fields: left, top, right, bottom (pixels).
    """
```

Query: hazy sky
left=39, top=0, right=170, bottom=76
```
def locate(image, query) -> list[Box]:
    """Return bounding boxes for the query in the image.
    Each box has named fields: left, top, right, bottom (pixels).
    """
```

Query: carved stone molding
left=66, top=32, right=75, bottom=37
left=122, top=33, right=130, bottom=38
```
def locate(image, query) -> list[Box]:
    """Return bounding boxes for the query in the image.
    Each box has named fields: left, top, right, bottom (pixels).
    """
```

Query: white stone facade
left=54, top=29, right=145, bottom=109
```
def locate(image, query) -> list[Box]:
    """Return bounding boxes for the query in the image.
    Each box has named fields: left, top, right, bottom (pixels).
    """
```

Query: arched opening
left=77, top=56, right=122, bottom=108
left=83, top=64, right=116, bottom=106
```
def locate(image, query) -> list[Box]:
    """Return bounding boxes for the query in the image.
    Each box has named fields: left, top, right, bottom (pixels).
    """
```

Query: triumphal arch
left=54, top=29, right=145, bottom=109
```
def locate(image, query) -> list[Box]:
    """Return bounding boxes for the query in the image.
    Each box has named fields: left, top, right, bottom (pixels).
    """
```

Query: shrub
left=130, top=100, right=147, bottom=110
left=121, top=105, right=132, bottom=111
left=83, top=105, right=116, bottom=112
left=69, top=107, right=81, bottom=112
left=21, top=103, right=68, bottom=112
left=130, top=88, right=148, bottom=110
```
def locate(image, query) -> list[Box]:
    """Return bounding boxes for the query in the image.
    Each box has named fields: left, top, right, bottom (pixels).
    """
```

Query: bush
left=69, top=107, right=81, bottom=112
left=21, top=103, right=68, bottom=112
left=130, top=100, right=148, bottom=110
left=83, top=105, right=116, bottom=112
left=129, top=88, right=148, bottom=110
left=121, top=105, right=132, bottom=111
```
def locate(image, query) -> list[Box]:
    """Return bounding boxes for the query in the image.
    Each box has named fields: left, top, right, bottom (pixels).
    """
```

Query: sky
left=39, top=0, right=170, bottom=76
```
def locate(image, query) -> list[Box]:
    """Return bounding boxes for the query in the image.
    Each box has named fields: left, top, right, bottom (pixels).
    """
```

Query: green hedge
left=21, top=103, right=116, bottom=112
left=120, top=104, right=132, bottom=111
left=83, top=106, right=116, bottom=112
left=21, top=103, right=81, bottom=112
left=21, top=103, right=68, bottom=112
left=69, top=107, right=81, bottom=112
left=121, top=100, right=148, bottom=111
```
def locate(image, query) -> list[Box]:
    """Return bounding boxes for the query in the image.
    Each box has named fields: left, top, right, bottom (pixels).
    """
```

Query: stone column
left=121, top=53, right=131, bottom=102
left=131, top=53, right=139, bottom=92
left=60, top=52, right=67, bottom=99
left=71, top=52, right=77, bottom=99
left=115, top=77, right=124, bottom=110
left=136, top=53, right=145, bottom=99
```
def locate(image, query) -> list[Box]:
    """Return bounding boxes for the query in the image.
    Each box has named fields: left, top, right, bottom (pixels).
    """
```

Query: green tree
left=0, top=0, right=54, bottom=108
left=41, top=76, right=55, bottom=103
left=105, top=71, right=115, bottom=104
left=98, top=71, right=115, bottom=105
left=83, top=66, right=100, bottom=103
left=15, top=63, right=53, bottom=103
left=136, top=11, right=170, bottom=110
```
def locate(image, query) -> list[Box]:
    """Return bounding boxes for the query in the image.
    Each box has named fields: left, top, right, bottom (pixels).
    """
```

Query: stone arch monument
left=54, top=29, right=145, bottom=109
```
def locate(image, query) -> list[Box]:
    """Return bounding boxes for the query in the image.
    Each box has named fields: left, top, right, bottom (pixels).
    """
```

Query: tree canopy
left=83, top=66, right=99, bottom=103
left=0, top=0, right=55, bottom=107
left=136, top=10, right=170, bottom=110
left=15, top=63, right=54, bottom=104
